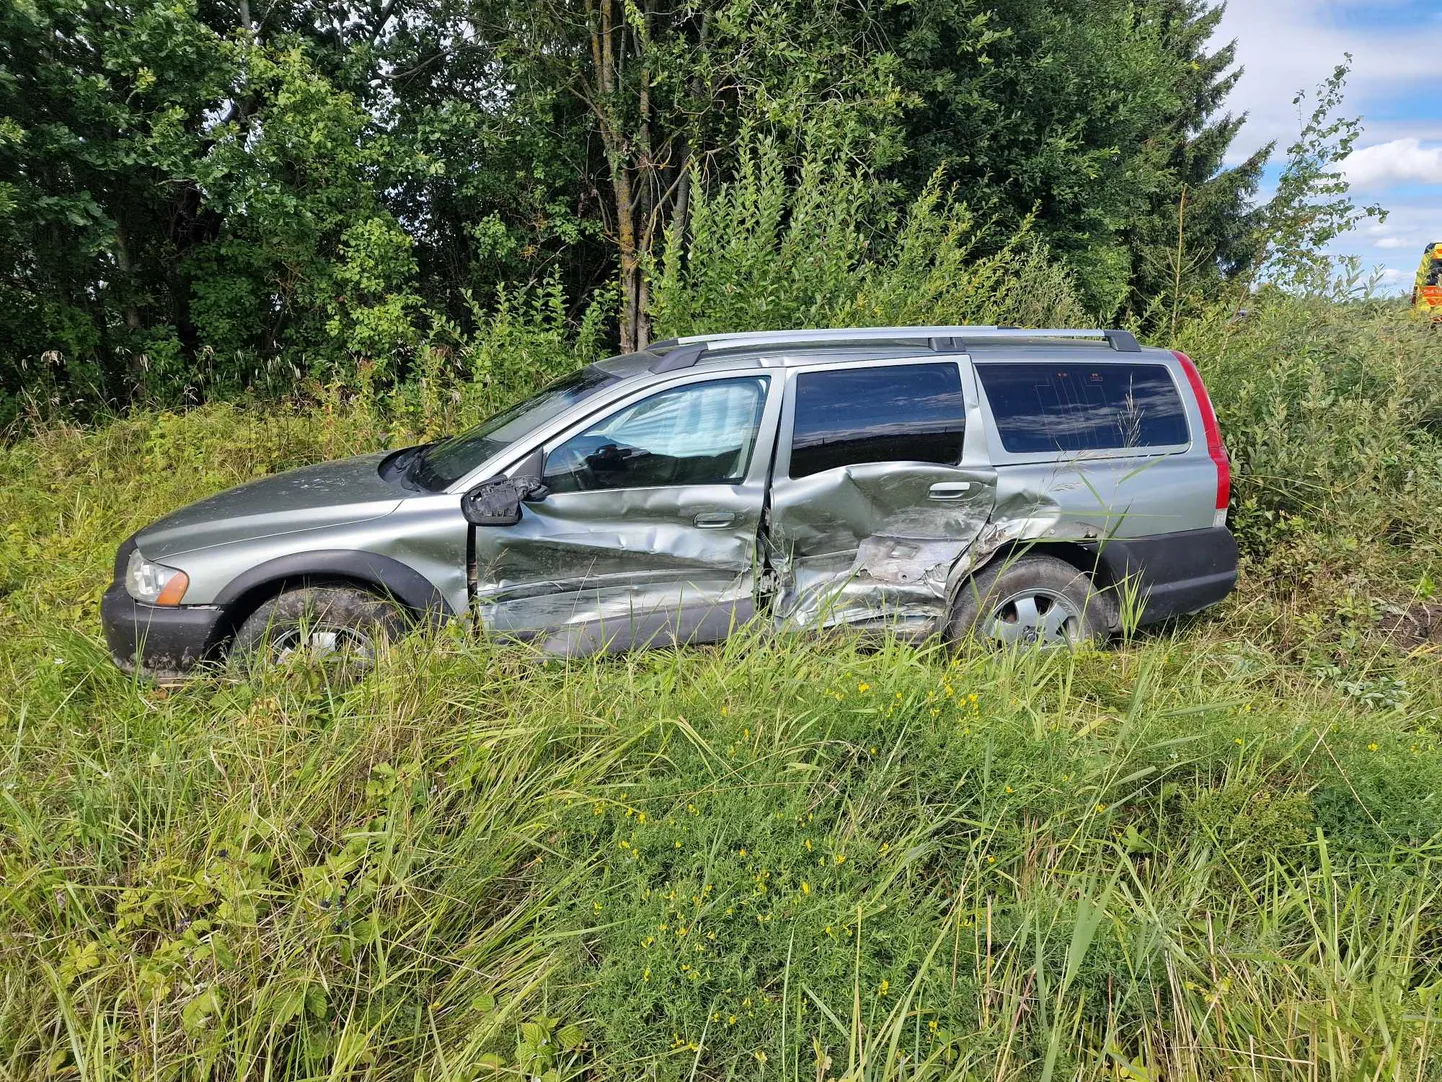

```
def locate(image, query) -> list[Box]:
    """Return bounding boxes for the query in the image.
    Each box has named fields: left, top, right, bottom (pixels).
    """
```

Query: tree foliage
left=649, top=134, right=1088, bottom=337
left=0, top=0, right=1286, bottom=418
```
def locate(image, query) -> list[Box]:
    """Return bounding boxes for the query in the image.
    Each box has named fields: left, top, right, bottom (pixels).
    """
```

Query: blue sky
left=1214, top=0, right=1441, bottom=292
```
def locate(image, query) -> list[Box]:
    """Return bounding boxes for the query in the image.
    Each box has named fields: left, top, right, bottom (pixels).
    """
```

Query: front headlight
left=125, top=549, right=189, bottom=606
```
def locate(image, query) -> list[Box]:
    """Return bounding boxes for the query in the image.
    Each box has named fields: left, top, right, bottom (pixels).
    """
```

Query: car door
left=764, top=357, right=997, bottom=633
left=472, top=372, right=779, bottom=654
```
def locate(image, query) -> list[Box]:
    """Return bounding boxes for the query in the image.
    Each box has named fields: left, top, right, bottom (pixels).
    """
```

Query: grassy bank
left=2, top=297, right=1441, bottom=1079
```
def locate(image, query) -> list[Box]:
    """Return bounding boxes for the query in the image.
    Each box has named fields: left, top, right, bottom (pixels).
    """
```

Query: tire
left=947, top=553, right=1114, bottom=650
left=230, top=585, right=407, bottom=674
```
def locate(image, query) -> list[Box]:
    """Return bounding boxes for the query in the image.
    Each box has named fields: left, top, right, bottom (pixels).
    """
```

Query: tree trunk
left=614, top=164, right=644, bottom=352
left=113, top=225, right=142, bottom=333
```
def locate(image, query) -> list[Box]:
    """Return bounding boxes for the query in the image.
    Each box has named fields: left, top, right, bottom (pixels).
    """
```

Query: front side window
left=977, top=362, right=1189, bottom=454
left=788, top=362, right=965, bottom=479
left=543, top=377, right=769, bottom=493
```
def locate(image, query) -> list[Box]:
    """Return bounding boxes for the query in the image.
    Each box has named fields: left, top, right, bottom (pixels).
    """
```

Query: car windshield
left=408, top=366, right=619, bottom=491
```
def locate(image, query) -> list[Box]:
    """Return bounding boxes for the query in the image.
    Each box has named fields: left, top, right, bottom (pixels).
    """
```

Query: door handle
left=928, top=481, right=973, bottom=500
left=692, top=511, right=737, bottom=528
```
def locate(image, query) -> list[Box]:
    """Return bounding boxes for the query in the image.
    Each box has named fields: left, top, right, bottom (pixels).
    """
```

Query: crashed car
left=102, top=326, right=1238, bottom=677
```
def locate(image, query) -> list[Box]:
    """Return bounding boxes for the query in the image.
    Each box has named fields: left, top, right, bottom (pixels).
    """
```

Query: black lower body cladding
left=1084, top=526, right=1239, bottom=625
left=101, top=582, right=228, bottom=679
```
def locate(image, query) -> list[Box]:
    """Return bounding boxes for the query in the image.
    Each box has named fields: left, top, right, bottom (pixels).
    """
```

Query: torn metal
left=764, top=462, right=996, bottom=633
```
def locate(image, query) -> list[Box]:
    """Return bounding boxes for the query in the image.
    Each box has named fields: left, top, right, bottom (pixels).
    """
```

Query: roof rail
left=647, top=325, right=1140, bottom=373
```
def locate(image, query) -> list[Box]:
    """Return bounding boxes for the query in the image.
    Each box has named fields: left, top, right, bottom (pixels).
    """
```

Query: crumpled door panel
left=766, top=462, right=997, bottom=631
left=473, top=485, right=763, bottom=654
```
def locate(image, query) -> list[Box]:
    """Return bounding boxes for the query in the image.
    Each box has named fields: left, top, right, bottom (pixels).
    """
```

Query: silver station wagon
left=102, top=326, right=1238, bottom=677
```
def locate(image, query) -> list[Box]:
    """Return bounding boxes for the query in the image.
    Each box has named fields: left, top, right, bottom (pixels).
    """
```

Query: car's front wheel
left=947, top=553, right=1113, bottom=649
left=231, top=585, right=406, bottom=673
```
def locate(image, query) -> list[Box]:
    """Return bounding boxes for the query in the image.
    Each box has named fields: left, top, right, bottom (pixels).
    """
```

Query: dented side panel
left=765, top=356, right=998, bottom=632
left=465, top=370, right=785, bottom=654
left=472, top=484, right=764, bottom=652
left=766, top=462, right=997, bottom=630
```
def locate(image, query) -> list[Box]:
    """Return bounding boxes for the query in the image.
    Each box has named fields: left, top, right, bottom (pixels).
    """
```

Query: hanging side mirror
left=461, top=447, right=550, bottom=527
left=460, top=478, right=522, bottom=527
left=460, top=476, right=548, bottom=527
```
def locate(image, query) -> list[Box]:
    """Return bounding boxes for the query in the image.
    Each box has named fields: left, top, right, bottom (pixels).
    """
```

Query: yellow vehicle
left=1414, top=242, right=1442, bottom=323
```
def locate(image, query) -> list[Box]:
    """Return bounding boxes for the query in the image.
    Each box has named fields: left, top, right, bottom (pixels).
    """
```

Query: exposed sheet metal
left=766, top=463, right=996, bottom=631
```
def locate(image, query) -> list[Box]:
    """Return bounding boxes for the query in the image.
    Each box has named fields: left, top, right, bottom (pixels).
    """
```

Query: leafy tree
left=478, top=0, right=905, bottom=350
left=1260, top=56, right=1384, bottom=292
left=0, top=0, right=232, bottom=402
left=184, top=42, right=423, bottom=371
left=0, top=0, right=1301, bottom=418
left=881, top=0, right=1266, bottom=318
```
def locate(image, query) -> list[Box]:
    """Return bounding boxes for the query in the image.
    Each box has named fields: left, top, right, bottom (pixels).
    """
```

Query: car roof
left=596, top=330, right=1172, bottom=382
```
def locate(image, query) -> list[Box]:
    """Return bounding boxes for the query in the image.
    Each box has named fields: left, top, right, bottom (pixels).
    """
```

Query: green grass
left=2, top=625, right=1439, bottom=1079
left=2, top=298, right=1441, bottom=1080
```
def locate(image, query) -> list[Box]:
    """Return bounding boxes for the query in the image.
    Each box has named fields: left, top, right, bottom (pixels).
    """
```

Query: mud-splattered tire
left=230, top=585, right=406, bottom=674
left=947, top=554, right=1114, bottom=649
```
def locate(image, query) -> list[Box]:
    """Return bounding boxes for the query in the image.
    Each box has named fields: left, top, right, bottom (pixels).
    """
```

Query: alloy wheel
left=984, top=589, right=1081, bottom=648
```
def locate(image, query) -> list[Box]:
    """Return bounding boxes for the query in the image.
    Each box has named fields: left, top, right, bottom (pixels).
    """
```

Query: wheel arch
left=950, top=538, right=1119, bottom=632
left=211, top=550, right=453, bottom=647
left=961, top=538, right=1111, bottom=587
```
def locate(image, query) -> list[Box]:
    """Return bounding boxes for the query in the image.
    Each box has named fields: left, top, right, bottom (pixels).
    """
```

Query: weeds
left=2, top=297, right=1441, bottom=1079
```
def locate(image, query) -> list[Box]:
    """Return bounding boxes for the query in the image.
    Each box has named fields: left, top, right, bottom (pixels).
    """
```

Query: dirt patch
left=1378, top=601, right=1442, bottom=651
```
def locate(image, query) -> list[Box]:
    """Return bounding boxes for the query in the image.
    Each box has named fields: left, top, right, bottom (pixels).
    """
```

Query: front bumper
left=101, top=581, right=229, bottom=680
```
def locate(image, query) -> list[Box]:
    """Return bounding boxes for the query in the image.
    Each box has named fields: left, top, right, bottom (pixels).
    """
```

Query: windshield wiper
left=378, top=442, right=440, bottom=487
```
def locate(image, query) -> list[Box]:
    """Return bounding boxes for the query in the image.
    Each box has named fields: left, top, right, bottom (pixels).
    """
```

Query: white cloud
left=1343, top=138, right=1442, bottom=189
left=1327, top=194, right=1441, bottom=294
left=1213, top=1, right=1441, bottom=163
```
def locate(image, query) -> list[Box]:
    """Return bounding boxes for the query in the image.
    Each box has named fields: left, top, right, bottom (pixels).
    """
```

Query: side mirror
left=460, top=476, right=548, bottom=527
left=461, top=478, right=523, bottom=527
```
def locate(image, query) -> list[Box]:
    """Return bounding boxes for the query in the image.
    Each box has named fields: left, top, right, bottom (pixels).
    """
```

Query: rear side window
left=976, top=362, right=1189, bottom=454
left=789, top=363, right=965, bottom=479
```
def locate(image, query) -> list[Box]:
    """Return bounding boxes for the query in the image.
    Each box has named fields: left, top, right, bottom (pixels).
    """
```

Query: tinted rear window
left=790, top=363, right=965, bottom=479
left=977, top=362, right=1189, bottom=454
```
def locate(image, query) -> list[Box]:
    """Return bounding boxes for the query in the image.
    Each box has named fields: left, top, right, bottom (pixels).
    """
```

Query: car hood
left=136, top=453, right=404, bottom=560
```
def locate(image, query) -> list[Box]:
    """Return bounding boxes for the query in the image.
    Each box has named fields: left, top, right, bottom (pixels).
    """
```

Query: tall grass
left=2, top=291, right=1440, bottom=1079
left=1, top=620, right=1438, bottom=1079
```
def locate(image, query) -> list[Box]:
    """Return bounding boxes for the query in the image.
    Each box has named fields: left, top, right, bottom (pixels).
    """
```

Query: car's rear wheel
left=230, top=585, right=406, bottom=674
left=947, top=553, right=1113, bottom=649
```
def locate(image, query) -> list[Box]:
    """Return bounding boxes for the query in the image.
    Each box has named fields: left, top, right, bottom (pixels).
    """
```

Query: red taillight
left=1172, top=350, right=1230, bottom=516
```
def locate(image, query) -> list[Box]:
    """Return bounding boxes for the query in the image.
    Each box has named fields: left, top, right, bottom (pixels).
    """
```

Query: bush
left=1175, top=282, right=1442, bottom=597
left=648, top=136, right=1090, bottom=338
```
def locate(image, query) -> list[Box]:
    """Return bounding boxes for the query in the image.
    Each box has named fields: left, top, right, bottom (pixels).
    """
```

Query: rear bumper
left=1086, top=526, right=1238, bottom=626
left=101, top=581, right=229, bottom=680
